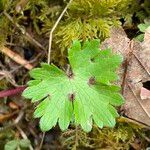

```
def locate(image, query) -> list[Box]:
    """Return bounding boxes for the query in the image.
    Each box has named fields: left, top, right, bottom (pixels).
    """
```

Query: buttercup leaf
left=23, top=39, right=124, bottom=132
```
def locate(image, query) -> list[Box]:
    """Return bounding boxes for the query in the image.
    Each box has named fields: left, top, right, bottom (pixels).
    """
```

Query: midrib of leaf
left=23, top=39, right=124, bottom=132
left=72, top=76, right=114, bottom=129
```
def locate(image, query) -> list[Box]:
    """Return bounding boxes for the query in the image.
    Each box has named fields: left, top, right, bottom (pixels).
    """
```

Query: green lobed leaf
left=19, top=139, right=31, bottom=148
left=138, top=23, right=150, bottom=32
left=23, top=39, right=124, bottom=132
left=4, top=140, right=19, bottom=150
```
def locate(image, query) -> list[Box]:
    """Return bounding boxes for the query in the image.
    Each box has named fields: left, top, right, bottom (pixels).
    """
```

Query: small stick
left=15, top=124, right=34, bottom=150
left=0, top=46, right=33, bottom=70
left=0, top=70, right=18, bottom=87
left=0, top=51, right=43, bottom=81
left=0, top=111, right=24, bottom=131
left=118, top=116, right=150, bottom=129
left=74, top=125, right=79, bottom=148
left=38, top=132, right=45, bottom=150
left=121, top=40, right=134, bottom=94
left=0, top=110, right=19, bottom=123
left=47, top=0, right=73, bottom=64
left=3, top=11, right=46, bottom=51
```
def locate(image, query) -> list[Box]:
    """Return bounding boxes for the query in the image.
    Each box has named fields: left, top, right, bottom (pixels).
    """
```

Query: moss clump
left=60, top=122, right=149, bottom=150
left=54, top=0, right=141, bottom=53
left=0, top=0, right=149, bottom=65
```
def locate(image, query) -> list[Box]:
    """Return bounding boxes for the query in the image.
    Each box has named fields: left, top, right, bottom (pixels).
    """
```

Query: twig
left=0, top=46, right=33, bottom=70
left=74, top=125, right=79, bottom=148
left=0, top=70, right=18, bottom=87
left=141, top=133, right=150, bottom=142
left=38, top=132, right=45, bottom=150
left=118, top=116, right=150, bottom=129
left=3, top=11, right=46, bottom=51
left=15, top=124, right=34, bottom=150
left=47, top=0, right=73, bottom=64
left=121, top=40, right=134, bottom=94
left=0, top=110, right=24, bottom=132
left=0, top=110, right=19, bottom=123
left=0, top=51, right=43, bottom=81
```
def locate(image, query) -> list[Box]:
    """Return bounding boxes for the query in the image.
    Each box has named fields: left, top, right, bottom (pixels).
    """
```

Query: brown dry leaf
left=101, top=27, right=130, bottom=58
left=101, top=27, right=131, bottom=87
left=140, top=87, right=150, bottom=100
left=0, top=110, right=19, bottom=123
left=101, top=27, right=150, bottom=126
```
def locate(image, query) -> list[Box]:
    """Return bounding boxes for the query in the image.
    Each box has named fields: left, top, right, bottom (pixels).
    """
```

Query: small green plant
left=5, top=139, right=31, bottom=150
left=23, top=39, right=124, bottom=132
left=136, top=22, right=150, bottom=41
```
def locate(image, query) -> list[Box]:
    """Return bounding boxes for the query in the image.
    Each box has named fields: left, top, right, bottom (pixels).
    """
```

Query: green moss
left=0, top=0, right=149, bottom=64
left=53, top=0, right=140, bottom=54
left=0, top=16, right=10, bottom=46
left=60, top=122, right=149, bottom=150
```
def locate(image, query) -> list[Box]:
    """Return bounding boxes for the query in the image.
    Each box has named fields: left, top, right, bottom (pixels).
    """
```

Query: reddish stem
left=0, top=86, right=27, bottom=98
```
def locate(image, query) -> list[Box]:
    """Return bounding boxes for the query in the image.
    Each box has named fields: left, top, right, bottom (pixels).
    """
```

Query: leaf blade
left=23, top=39, right=124, bottom=132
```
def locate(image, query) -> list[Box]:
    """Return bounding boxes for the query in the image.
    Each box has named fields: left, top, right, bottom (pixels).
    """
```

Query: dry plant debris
left=101, top=27, right=150, bottom=126
left=0, top=46, right=33, bottom=70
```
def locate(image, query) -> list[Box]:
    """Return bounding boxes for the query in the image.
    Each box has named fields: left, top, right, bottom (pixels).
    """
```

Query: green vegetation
left=61, top=121, right=149, bottom=149
left=0, top=0, right=150, bottom=149
left=0, top=0, right=149, bottom=64
left=23, top=39, right=124, bottom=132
left=136, top=22, right=150, bottom=41
left=5, top=139, right=30, bottom=150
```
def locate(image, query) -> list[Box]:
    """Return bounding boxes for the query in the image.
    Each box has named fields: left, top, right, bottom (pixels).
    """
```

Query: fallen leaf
left=0, top=110, right=19, bottom=123
left=101, top=27, right=150, bottom=126
left=9, top=101, right=20, bottom=110
left=140, top=87, right=150, bottom=100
